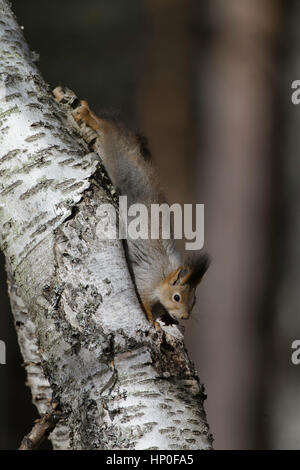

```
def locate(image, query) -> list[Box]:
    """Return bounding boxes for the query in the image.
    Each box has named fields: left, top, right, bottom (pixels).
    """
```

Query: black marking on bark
left=32, top=144, right=59, bottom=157
left=54, top=179, right=76, bottom=190
left=0, top=105, right=19, bottom=119
left=22, top=211, right=48, bottom=231
left=4, top=63, right=19, bottom=72
left=58, top=148, right=81, bottom=156
left=0, top=179, right=22, bottom=195
left=31, top=215, right=62, bottom=237
left=31, top=121, right=55, bottom=130
left=26, top=102, right=43, bottom=110
left=58, top=158, right=75, bottom=166
left=20, top=179, right=54, bottom=200
left=0, top=148, right=20, bottom=164
left=20, top=238, right=36, bottom=260
left=1, top=125, right=9, bottom=134
left=13, top=158, right=52, bottom=176
left=4, top=73, right=23, bottom=86
left=25, top=132, right=46, bottom=142
left=6, top=92, right=21, bottom=101
left=59, top=181, right=85, bottom=193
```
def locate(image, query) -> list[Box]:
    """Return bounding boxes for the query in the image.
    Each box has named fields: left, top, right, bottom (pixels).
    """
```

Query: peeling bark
left=0, top=0, right=212, bottom=449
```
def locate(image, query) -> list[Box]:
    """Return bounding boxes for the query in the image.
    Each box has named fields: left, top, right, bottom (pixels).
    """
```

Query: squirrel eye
left=173, top=293, right=181, bottom=302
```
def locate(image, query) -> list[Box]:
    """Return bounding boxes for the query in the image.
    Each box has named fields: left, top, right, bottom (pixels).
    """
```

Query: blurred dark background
left=1, top=0, right=300, bottom=449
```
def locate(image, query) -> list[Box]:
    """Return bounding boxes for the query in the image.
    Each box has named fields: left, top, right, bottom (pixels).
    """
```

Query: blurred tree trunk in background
left=265, top=1, right=300, bottom=450
left=185, top=0, right=279, bottom=449
left=137, top=0, right=195, bottom=206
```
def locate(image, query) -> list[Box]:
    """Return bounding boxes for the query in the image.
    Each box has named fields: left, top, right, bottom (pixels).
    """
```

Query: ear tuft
left=165, top=267, right=182, bottom=286
left=184, top=252, right=211, bottom=288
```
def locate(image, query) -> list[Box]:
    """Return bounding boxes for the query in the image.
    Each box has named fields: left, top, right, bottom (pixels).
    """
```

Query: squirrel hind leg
left=73, top=100, right=100, bottom=131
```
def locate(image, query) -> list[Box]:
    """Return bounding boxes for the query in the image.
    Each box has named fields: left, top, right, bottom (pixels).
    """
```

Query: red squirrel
left=72, top=100, right=210, bottom=326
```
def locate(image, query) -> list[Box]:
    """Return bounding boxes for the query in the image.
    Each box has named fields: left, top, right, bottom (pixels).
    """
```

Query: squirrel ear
left=165, top=267, right=182, bottom=286
left=181, top=253, right=211, bottom=288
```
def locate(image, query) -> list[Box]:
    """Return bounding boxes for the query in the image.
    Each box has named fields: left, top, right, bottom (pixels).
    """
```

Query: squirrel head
left=154, top=253, right=210, bottom=322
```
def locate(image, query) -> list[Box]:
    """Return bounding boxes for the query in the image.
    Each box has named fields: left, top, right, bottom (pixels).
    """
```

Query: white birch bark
left=0, top=0, right=212, bottom=450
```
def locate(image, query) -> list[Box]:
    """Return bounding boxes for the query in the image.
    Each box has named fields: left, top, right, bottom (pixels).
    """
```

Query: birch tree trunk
left=0, top=0, right=212, bottom=450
